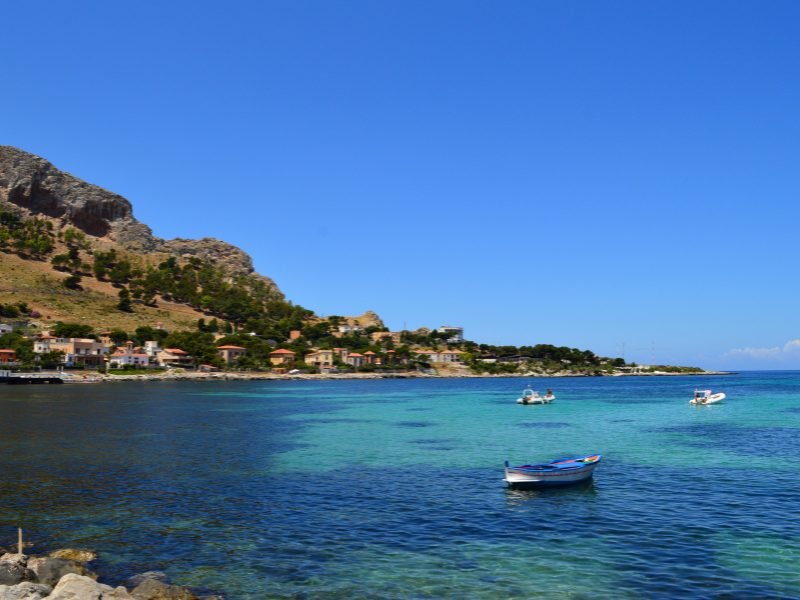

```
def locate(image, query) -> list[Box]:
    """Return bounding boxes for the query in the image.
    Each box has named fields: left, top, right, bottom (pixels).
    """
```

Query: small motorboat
left=690, top=390, right=725, bottom=405
left=504, top=454, right=601, bottom=488
left=516, top=387, right=555, bottom=405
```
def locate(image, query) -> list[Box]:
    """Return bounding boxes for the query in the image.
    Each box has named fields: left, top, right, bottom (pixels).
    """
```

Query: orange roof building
left=269, top=348, right=296, bottom=366
left=218, top=345, right=247, bottom=364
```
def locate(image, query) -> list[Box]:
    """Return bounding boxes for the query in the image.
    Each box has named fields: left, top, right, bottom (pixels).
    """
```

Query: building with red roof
left=218, top=345, right=247, bottom=364
left=269, top=348, right=296, bottom=366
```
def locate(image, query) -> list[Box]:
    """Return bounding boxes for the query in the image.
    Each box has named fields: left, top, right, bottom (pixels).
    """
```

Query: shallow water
left=1, top=372, right=799, bottom=598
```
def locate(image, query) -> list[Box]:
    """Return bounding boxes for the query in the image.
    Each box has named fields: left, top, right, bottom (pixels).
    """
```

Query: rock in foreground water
left=0, top=553, right=214, bottom=600
left=45, top=574, right=132, bottom=599
left=0, top=581, right=52, bottom=600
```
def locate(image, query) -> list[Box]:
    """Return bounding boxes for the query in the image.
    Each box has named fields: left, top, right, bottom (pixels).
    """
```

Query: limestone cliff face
left=344, top=311, right=385, bottom=329
left=0, top=145, right=280, bottom=291
left=0, top=145, right=152, bottom=243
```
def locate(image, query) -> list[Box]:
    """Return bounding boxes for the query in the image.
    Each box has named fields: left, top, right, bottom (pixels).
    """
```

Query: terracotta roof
left=349, top=352, right=364, bottom=357
left=218, top=345, right=246, bottom=350
left=164, top=348, right=188, bottom=355
left=0, top=349, right=15, bottom=353
left=363, top=351, right=376, bottom=355
left=270, top=349, right=295, bottom=355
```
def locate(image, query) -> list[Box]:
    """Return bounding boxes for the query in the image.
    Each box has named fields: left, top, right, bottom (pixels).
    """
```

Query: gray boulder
left=0, top=582, right=52, bottom=600
left=43, top=574, right=132, bottom=599
left=27, top=559, right=88, bottom=587
left=0, top=556, right=25, bottom=567
left=130, top=579, right=197, bottom=600
left=0, top=557, right=34, bottom=586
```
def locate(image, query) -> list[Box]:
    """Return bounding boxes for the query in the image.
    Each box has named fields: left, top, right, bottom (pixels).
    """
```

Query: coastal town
left=0, top=317, right=465, bottom=374
left=0, top=313, right=709, bottom=380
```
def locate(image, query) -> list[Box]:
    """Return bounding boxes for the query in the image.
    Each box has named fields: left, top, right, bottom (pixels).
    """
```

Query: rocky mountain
left=0, top=145, right=279, bottom=289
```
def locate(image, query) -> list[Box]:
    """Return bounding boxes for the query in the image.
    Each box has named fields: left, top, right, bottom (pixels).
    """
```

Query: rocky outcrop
left=0, top=555, right=34, bottom=586
left=0, top=581, right=52, bottom=599
left=343, top=311, right=384, bottom=329
left=0, top=553, right=216, bottom=600
left=160, top=238, right=260, bottom=280
left=27, top=558, right=88, bottom=587
left=0, top=146, right=280, bottom=292
left=45, top=574, right=133, bottom=599
left=129, top=577, right=198, bottom=600
left=0, top=146, right=152, bottom=245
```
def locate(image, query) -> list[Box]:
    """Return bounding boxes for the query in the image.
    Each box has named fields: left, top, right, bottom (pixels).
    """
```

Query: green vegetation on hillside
left=1, top=207, right=308, bottom=335
left=0, top=210, right=55, bottom=258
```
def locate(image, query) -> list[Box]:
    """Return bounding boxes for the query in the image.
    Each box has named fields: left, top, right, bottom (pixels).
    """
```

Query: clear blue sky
left=3, top=1, right=800, bottom=370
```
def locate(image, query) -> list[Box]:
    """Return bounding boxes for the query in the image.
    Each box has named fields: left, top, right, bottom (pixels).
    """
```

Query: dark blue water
left=1, top=373, right=800, bottom=598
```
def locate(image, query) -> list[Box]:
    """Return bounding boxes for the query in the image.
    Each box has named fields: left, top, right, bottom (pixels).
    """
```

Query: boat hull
left=690, top=393, right=725, bottom=405
left=504, top=455, right=601, bottom=488
left=516, top=396, right=555, bottom=405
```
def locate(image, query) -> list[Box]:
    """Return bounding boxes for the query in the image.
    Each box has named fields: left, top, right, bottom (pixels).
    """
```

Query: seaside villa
left=156, top=348, right=193, bottom=368
left=33, top=335, right=110, bottom=368
left=218, top=345, right=247, bottom=364
left=269, top=348, right=296, bottom=366
left=109, top=342, right=150, bottom=368
left=415, top=349, right=465, bottom=364
left=305, top=349, right=334, bottom=368
left=346, top=352, right=365, bottom=367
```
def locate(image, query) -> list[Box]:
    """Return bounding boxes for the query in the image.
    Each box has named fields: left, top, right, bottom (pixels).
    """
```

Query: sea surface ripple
left=1, top=372, right=800, bottom=598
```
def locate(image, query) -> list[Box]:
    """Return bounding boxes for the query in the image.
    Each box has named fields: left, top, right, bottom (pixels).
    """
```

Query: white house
left=144, top=341, right=162, bottom=357
left=109, top=342, right=150, bottom=368
left=416, top=349, right=464, bottom=363
left=0, top=324, right=13, bottom=335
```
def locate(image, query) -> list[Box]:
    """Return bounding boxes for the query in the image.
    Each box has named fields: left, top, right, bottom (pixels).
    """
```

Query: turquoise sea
left=1, top=372, right=800, bottom=598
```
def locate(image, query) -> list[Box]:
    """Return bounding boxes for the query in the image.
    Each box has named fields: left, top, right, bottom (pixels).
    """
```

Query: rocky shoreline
left=0, top=548, right=219, bottom=600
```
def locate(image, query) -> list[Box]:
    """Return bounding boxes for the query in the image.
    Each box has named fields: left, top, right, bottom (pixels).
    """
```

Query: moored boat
left=516, top=387, right=555, bottom=405
left=690, top=390, right=725, bottom=405
left=504, top=454, right=601, bottom=487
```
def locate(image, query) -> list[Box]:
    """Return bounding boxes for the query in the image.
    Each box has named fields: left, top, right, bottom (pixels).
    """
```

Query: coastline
left=53, top=369, right=734, bottom=383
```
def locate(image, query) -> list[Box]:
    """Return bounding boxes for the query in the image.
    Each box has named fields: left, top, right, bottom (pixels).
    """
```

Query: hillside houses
left=0, top=312, right=471, bottom=375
